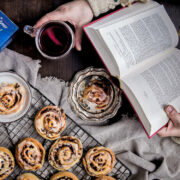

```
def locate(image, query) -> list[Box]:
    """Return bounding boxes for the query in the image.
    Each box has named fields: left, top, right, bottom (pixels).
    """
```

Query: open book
left=83, top=1, right=180, bottom=138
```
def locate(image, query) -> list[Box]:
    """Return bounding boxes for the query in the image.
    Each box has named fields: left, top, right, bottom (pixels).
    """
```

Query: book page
left=84, top=1, right=159, bottom=78
left=121, top=49, right=180, bottom=136
left=86, top=28, right=120, bottom=77
left=99, top=5, right=178, bottom=77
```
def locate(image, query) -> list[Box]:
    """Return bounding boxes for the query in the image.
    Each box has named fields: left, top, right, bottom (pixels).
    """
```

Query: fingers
left=164, top=105, right=180, bottom=126
left=158, top=105, right=180, bottom=137
left=75, top=26, right=83, bottom=51
left=34, top=10, right=66, bottom=29
left=157, top=120, right=175, bottom=137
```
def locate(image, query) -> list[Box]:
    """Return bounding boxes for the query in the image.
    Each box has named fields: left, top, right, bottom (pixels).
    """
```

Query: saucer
left=69, top=67, right=121, bottom=122
left=0, top=72, right=31, bottom=123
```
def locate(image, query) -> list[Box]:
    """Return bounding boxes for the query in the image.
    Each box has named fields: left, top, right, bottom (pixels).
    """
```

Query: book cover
left=0, top=11, right=18, bottom=51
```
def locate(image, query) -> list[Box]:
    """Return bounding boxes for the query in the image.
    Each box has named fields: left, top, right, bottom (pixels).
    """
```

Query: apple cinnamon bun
left=15, top=137, right=45, bottom=171
left=35, top=106, right=66, bottom=140
left=96, top=176, right=116, bottom=180
left=83, top=80, right=110, bottom=110
left=50, top=172, right=78, bottom=180
left=16, top=173, right=40, bottom=180
left=0, top=83, right=25, bottom=115
left=0, top=147, right=15, bottom=180
left=48, top=136, right=83, bottom=171
left=83, top=147, right=116, bottom=177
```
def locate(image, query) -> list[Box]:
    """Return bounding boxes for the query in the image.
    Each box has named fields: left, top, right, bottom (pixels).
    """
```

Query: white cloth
left=0, top=48, right=180, bottom=180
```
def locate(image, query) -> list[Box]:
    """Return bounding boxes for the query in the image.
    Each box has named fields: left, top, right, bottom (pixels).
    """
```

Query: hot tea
left=24, top=21, right=74, bottom=59
left=38, top=22, right=73, bottom=57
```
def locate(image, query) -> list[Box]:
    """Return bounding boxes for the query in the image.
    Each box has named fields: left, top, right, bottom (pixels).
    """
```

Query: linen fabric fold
left=0, top=48, right=180, bottom=180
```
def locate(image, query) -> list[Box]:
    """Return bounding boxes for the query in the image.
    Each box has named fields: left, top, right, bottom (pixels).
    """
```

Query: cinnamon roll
left=48, top=136, right=83, bottom=170
left=83, top=147, right=116, bottom=177
left=16, top=173, right=40, bottom=180
left=96, top=176, right=116, bottom=180
left=35, top=106, right=66, bottom=140
left=15, top=137, right=45, bottom=171
left=0, top=83, right=25, bottom=115
left=0, top=147, right=15, bottom=180
left=50, top=172, right=78, bottom=180
left=83, top=80, right=110, bottom=110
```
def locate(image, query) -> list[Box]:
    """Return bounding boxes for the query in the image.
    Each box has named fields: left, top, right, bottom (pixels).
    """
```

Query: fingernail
left=77, top=45, right=81, bottom=51
left=166, top=106, right=173, bottom=113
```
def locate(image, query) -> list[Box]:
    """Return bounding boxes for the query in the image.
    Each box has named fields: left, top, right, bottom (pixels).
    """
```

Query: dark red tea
left=38, top=22, right=73, bottom=57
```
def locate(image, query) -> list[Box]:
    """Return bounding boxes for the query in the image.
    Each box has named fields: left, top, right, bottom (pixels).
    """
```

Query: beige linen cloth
left=0, top=48, right=180, bottom=180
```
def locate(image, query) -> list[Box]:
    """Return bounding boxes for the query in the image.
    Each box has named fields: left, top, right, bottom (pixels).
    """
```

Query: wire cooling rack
left=0, top=85, right=131, bottom=180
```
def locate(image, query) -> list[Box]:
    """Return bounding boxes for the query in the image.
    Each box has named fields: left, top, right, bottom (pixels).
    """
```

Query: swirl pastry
left=15, top=137, right=45, bottom=171
left=0, top=147, right=15, bottom=180
left=83, top=80, right=110, bottom=110
left=49, top=136, right=83, bottom=170
left=50, top=172, right=78, bottom=180
left=83, top=146, right=116, bottom=177
left=35, top=106, right=66, bottom=140
left=0, top=83, right=25, bottom=115
left=16, top=173, right=39, bottom=180
left=96, top=176, right=116, bottom=180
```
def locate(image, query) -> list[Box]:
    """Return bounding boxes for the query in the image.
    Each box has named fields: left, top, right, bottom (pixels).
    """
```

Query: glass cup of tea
left=24, top=21, right=75, bottom=60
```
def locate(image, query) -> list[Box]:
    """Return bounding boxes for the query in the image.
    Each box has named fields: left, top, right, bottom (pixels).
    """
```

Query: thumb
left=75, top=26, right=83, bottom=51
left=164, top=105, right=180, bottom=126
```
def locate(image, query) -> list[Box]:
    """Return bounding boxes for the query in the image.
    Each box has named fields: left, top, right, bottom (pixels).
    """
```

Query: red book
left=83, top=1, right=179, bottom=138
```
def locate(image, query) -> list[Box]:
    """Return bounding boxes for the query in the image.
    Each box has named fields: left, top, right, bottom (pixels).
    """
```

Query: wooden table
left=0, top=0, right=180, bottom=118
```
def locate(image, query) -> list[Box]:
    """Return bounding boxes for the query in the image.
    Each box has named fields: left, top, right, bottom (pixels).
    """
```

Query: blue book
left=0, top=11, right=18, bottom=51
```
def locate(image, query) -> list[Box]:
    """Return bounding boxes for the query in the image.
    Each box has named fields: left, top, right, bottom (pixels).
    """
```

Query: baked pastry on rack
left=48, top=136, right=83, bottom=170
left=83, top=146, right=116, bottom=177
left=16, top=173, right=40, bottom=180
left=0, top=147, right=15, bottom=180
left=50, top=171, right=78, bottom=180
left=15, top=137, right=45, bottom=171
left=0, top=83, right=25, bottom=115
left=35, top=105, right=66, bottom=140
left=96, top=176, right=116, bottom=180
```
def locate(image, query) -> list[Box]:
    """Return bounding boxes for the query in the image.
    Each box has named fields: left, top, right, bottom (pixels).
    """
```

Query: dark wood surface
left=0, top=0, right=180, bottom=119
left=0, top=0, right=104, bottom=82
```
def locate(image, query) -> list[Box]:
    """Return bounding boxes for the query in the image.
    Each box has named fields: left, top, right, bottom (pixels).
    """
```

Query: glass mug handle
left=23, top=25, right=36, bottom=36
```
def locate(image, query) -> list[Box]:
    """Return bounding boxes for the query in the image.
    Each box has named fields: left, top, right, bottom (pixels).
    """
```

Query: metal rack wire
left=0, top=85, right=131, bottom=180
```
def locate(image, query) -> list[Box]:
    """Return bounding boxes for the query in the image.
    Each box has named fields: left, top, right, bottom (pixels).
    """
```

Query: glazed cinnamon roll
left=16, top=173, right=40, bottom=180
left=0, top=147, right=15, bottom=180
left=15, top=137, right=45, bottom=171
left=50, top=172, right=78, bottom=180
left=96, top=176, right=116, bottom=180
left=0, top=83, right=25, bottom=115
left=35, top=106, right=66, bottom=140
left=83, top=147, right=116, bottom=177
left=48, top=136, right=83, bottom=170
left=83, top=80, right=110, bottom=110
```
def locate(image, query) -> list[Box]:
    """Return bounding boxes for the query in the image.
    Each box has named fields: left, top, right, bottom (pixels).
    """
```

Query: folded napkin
left=0, top=48, right=180, bottom=180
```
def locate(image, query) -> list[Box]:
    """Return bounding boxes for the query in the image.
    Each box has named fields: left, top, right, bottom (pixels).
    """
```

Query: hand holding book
left=84, top=1, right=180, bottom=138
left=158, top=105, right=180, bottom=137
